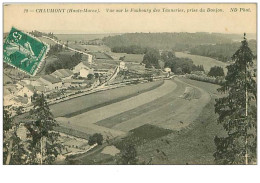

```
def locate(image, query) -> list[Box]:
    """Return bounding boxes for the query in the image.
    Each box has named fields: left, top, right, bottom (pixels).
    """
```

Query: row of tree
left=47, top=44, right=63, bottom=56
left=45, top=52, right=82, bottom=74
left=189, top=40, right=257, bottom=62
left=30, top=30, right=58, bottom=40
left=142, top=49, right=205, bottom=74
left=103, top=32, right=232, bottom=50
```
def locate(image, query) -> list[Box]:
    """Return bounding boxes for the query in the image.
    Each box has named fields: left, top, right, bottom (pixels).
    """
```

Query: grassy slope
left=71, top=78, right=226, bottom=165
left=136, top=97, right=225, bottom=165
left=135, top=78, right=226, bottom=164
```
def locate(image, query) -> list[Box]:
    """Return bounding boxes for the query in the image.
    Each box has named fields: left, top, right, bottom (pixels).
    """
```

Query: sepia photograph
left=2, top=3, right=257, bottom=166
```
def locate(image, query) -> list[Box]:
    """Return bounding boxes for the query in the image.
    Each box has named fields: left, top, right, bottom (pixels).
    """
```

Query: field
left=134, top=78, right=226, bottom=164
left=175, top=52, right=229, bottom=74
left=123, top=54, right=145, bottom=63
left=51, top=80, right=164, bottom=118
left=69, top=43, right=111, bottom=52
left=91, top=52, right=113, bottom=60
left=54, top=80, right=176, bottom=138
left=108, top=52, right=127, bottom=60
left=69, top=77, right=225, bottom=164
left=97, top=78, right=209, bottom=132
left=55, top=33, right=120, bottom=42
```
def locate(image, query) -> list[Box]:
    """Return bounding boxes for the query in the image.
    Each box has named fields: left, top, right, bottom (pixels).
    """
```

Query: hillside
left=189, top=39, right=257, bottom=62
left=102, top=32, right=233, bottom=50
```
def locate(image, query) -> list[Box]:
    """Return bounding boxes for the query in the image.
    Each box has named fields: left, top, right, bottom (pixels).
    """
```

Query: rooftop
left=51, top=69, right=73, bottom=78
left=41, top=75, right=62, bottom=84
left=4, top=85, right=18, bottom=96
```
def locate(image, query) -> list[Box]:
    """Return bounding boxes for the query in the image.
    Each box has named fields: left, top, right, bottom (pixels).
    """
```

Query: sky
left=4, top=3, right=257, bottom=34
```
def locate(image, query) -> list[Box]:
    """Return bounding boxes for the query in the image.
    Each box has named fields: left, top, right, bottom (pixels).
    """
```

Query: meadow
left=175, top=52, right=229, bottom=74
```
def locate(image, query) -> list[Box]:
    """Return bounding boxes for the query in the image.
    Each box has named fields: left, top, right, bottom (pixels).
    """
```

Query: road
left=42, top=36, right=93, bottom=58
left=55, top=77, right=211, bottom=138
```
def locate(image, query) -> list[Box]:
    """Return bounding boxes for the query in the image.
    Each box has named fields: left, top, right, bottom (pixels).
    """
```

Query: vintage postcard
left=3, top=3, right=257, bottom=165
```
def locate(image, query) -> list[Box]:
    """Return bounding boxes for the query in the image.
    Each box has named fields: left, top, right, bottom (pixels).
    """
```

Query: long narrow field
left=175, top=52, right=229, bottom=74
left=50, top=80, right=163, bottom=118
left=56, top=80, right=177, bottom=137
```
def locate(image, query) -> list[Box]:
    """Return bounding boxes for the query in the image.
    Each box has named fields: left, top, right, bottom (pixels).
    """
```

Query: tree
left=88, top=133, right=103, bottom=145
left=25, top=93, right=63, bottom=164
left=142, top=48, right=160, bottom=69
left=116, top=144, right=138, bottom=165
left=94, top=73, right=99, bottom=79
left=3, top=108, right=27, bottom=165
left=208, top=66, right=225, bottom=77
left=214, top=34, right=256, bottom=164
left=87, top=73, right=94, bottom=80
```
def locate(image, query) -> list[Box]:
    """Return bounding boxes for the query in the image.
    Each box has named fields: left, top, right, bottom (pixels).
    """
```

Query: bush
left=88, top=133, right=103, bottom=145
left=116, top=144, right=138, bottom=165
left=208, top=66, right=225, bottom=77
left=87, top=74, right=94, bottom=80
left=186, top=73, right=225, bottom=84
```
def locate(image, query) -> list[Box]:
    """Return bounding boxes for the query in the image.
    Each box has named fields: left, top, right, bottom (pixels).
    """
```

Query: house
left=38, top=75, right=62, bottom=90
left=20, top=79, right=31, bottom=85
left=4, top=97, right=23, bottom=107
left=3, top=74, right=13, bottom=85
left=79, top=67, right=94, bottom=78
left=73, top=61, right=91, bottom=73
left=17, top=85, right=34, bottom=98
left=4, top=86, right=16, bottom=106
left=51, top=69, right=73, bottom=79
left=17, top=78, right=43, bottom=88
left=30, top=79, right=44, bottom=87
left=14, top=96, right=29, bottom=106
left=164, top=67, right=172, bottom=78
left=3, top=85, right=29, bottom=106
left=164, top=67, right=171, bottom=73
left=119, top=61, right=127, bottom=70
left=87, top=54, right=93, bottom=64
left=34, top=85, right=48, bottom=93
left=4, top=85, right=18, bottom=96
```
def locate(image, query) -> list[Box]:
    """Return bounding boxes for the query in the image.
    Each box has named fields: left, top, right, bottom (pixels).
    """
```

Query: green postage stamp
left=3, top=27, right=49, bottom=76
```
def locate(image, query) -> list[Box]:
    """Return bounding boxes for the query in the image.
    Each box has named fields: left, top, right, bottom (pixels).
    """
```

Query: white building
left=79, top=68, right=94, bottom=78
left=164, top=67, right=172, bottom=78
left=164, top=67, right=171, bottom=73
left=17, top=85, right=34, bottom=98
left=87, top=54, right=93, bottom=64
left=73, top=61, right=90, bottom=73
left=119, top=61, right=127, bottom=70
left=4, top=86, right=17, bottom=107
